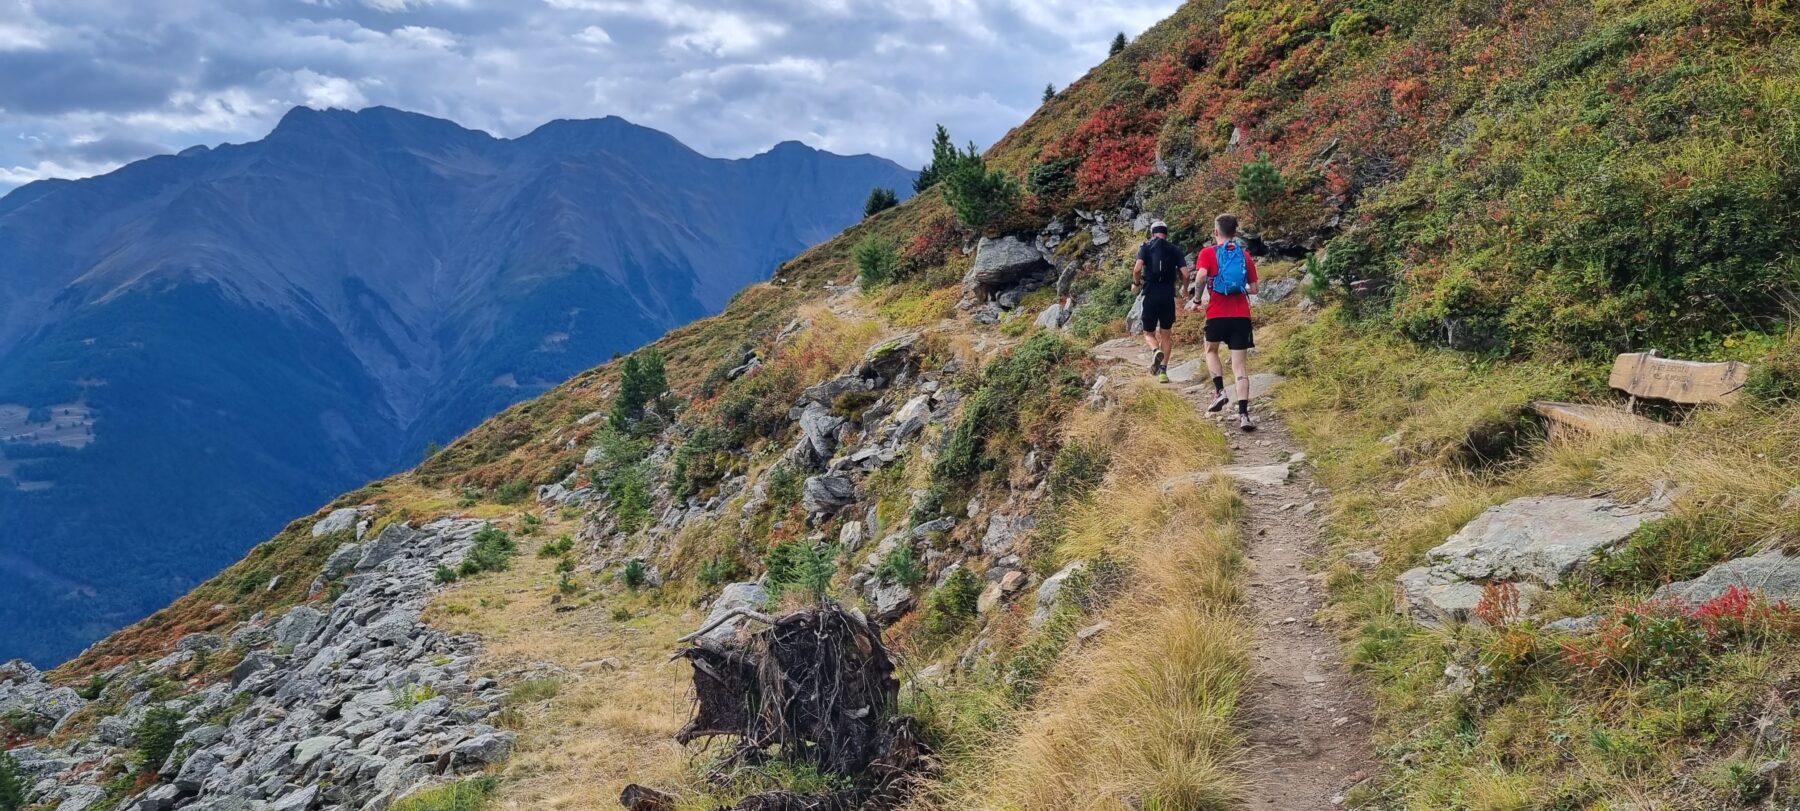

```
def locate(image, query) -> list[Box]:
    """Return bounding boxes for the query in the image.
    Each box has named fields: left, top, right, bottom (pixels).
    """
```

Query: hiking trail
left=1092, top=337, right=1376, bottom=809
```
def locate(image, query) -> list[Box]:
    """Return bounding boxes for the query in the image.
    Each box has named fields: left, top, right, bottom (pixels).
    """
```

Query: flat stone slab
left=1652, top=549, right=1800, bottom=605
left=1166, top=359, right=1204, bottom=383
left=1216, top=463, right=1291, bottom=488
left=1423, top=495, right=1661, bottom=586
left=1395, top=495, right=1660, bottom=626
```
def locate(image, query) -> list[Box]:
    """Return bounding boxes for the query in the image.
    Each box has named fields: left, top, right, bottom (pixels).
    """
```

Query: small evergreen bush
left=854, top=235, right=902, bottom=289
left=922, top=567, right=982, bottom=638
left=459, top=524, right=517, bottom=577
left=133, top=705, right=183, bottom=772
left=864, top=187, right=899, bottom=218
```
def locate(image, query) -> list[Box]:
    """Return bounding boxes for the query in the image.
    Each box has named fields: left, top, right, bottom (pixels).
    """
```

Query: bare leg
left=1205, top=341, right=1224, bottom=380
left=1231, top=348, right=1251, bottom=402
left=1160, top=329, right=1175, bottom=362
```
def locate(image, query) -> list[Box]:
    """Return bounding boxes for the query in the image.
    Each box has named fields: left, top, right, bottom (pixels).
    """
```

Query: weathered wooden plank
left=1533, top=402, right=1673, bottom=441
left=1608, top=353, right=1749, bottom=404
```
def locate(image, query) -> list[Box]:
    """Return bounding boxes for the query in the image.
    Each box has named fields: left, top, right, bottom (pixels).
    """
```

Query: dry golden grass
left=924, top=384, right=1250, bottom=810
left=425, top=521, right=706, bottom=810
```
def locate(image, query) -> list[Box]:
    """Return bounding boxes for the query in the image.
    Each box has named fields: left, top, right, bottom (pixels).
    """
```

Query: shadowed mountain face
left=0, top=106, right=915, bottom=665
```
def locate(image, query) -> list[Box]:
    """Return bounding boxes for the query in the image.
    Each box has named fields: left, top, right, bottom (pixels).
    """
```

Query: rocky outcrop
left=1652, top=548, right=1800, bottom=604
left=6, top=518, right=514, bottom=811
left=1396, top=496, right=1663, bottom=625
left=963, top=237, right=1050, bottom=290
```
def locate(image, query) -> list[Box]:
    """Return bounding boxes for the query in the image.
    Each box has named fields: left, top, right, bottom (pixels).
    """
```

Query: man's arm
left=1132, top=258, right=1145, bottom=293
left=1246, top=254, right=1260, bottom=295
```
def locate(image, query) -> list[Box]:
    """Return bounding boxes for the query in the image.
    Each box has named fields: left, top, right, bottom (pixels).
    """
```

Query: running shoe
left=1208, top=392, right=1230, bottom=412
left=1238, top=413, right=1258, bottom=432
left=1150, top=348, right=1165, bottom=375
left=1158, top=370, right=1171, bottom=383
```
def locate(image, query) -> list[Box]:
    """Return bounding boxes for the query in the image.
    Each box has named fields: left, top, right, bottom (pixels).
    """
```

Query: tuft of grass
left=920, top=385, right=1249, bottom=809
left=389, top=776, right=499, bottom=811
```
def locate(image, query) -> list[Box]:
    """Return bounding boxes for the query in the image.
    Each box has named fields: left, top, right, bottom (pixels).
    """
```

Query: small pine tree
left=607, top=349, right=669, bottom=432
left=1235, top=153, right=1285, bottom=227
left=863, top=187, right=899, bottom=218
left=854, top=235, right=901, bottom=289
left=942, top=155, right=1021, bottom=232
left=1042, top=83, right=1056, bottom=103
left=0, top=751, right=25, bottom=811
left=1110, top=32, right=1128, bottom=55
left=914, top=124, right=973, bottom=193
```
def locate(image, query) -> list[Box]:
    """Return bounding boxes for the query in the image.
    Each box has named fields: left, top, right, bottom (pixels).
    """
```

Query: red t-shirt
left=1196, top=241, right=1258, bottom=320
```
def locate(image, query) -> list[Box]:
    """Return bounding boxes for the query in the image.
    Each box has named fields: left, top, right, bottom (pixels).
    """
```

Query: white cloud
left=0, top=157, right=121, bottom=186
left=574, top=25, right=610, bottom=46
left=0, top=0, right=1184, bottom=193
left=295, top=70, right=368, bottom=109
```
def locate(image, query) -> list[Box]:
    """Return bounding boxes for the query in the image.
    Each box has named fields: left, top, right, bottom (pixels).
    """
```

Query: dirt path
left=1093, top=338, right=1375, bottom=809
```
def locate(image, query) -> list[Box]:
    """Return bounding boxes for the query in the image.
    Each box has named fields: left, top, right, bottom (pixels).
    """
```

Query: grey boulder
left=801, top=474, right=856, bottom=514
left=1652, top=548, right=1800, bottom=604
left=964, top=236, right=1049, bottom=289
left=310, top=508, right=358, bottom=538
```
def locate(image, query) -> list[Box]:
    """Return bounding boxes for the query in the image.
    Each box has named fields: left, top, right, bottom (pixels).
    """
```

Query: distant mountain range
left=0, top=106, right=915, bottom=665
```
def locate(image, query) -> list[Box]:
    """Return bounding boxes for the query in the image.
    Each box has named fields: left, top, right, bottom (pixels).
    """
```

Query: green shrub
left=1047, top=439, right=1109, bottom=503
left=698, top=554, right=746, bottom=588
left=764, top=540, right=834, bottom=600
left=1235, top=153, right=1283, bottom=226
left=1109, top=32, right=1127, bottom=55
left=876, top=543, right=924, bottom=588
left=607, top=349, right=669, bottom=433
left=913, top=124, right=980, bottom=193
left=621, top=558, right=648, bottom=591
left=1028, top=156, right=1079, bottom=205
left=1744, top=334, right=1800, bottom=404
left=388, top=776, right=498, bottom=811
left=855, top=235, right=902, bottom=289
left=434, top=565, right=460, bottom=585
left=864, top=187, right=899, bottom=218
left=0, top=751, right=24, bottom=811
left=506, top=678, right=560, bottom=705
left=766, top=465, right=802, bottom=508
left=608, top=465, right=652, bottom=533
left=459, top=524, right=517, bottom=577
left=134, top=705, right=183, bottom=771
left=537, top=534, right=574, bottom=558
left=517, top=512, right=542, bottom=535
left=672, top=425, right=724, bottom=499
left=943, top=159, right=1021, bottom=231
left=74, top=674, right=109, bottom=701
left=1068, top=271, right=1134, bottom=340
left=933, top=331, right=1080, bottom=486
left=922, top=567, right=983, bottom=638
left=493, top=480, right=530, bottom=505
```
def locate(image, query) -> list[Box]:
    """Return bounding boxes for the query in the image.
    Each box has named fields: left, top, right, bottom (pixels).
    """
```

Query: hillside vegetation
left=12, top=0, right=1799, bottom=809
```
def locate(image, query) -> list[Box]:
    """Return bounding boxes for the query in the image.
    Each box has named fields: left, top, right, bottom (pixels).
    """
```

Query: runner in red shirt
left=1186, top=213, right=1260, bottom=431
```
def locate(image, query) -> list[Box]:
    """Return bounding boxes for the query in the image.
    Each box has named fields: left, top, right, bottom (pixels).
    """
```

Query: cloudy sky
left=0, top=0, right=1182, bottom=192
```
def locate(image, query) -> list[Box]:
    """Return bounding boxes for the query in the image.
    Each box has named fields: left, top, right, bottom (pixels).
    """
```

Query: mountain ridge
left=0, top=106, right=915, bottom=666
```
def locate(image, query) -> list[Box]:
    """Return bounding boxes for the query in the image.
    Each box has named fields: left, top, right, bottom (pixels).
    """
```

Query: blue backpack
left=1210, top=239, right=1249, bottom=295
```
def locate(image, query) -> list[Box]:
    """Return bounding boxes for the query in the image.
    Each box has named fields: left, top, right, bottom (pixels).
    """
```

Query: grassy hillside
left=34, top=0, right=1800, bottom=808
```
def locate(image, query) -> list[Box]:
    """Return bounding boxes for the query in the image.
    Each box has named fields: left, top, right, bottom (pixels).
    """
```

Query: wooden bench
left=1534, top=352, right=1750, bottom=441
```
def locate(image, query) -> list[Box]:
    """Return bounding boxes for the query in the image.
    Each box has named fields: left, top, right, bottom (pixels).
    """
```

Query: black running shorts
left=1204, top=317, right=1255, bottom=350
left=1141, top=297, right=1176, bottom=332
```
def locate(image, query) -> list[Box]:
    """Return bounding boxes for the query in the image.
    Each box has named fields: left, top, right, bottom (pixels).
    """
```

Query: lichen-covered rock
left=1395, top=496, right=1660, bottom=625
left=1031, top=562, right=1085, bottom=627
left=1652, top=549, right=1800, bottom=604
left=311, top=508, right=358, bottom=537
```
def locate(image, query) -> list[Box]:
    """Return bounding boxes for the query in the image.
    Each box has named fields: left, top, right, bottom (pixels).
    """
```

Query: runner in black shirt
left=1132, top=221, right=1188, bottom=382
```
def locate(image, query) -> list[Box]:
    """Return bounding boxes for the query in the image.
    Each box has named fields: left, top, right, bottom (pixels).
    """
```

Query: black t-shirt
left=1137, top=238, right=1185, bottom=301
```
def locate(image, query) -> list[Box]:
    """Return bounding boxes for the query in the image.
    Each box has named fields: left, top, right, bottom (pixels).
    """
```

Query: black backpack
left=1142, top=239, right=1182, bottom=286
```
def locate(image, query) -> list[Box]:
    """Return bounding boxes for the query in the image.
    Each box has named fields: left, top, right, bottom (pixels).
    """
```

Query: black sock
left=1213, top=376, right=1225, bottom=393
left=1237, top=400, right=1249, bottom=415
